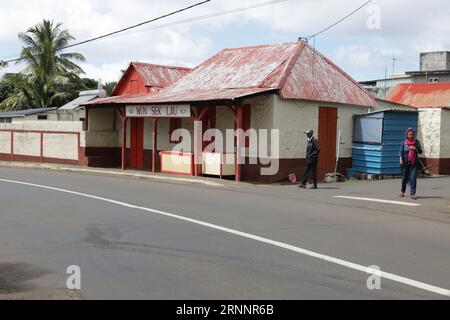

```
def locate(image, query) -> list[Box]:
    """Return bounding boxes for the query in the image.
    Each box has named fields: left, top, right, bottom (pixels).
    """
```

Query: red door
left=130, top=118, right=144, bottom=169
left=317, top=107, right=338, bottom=178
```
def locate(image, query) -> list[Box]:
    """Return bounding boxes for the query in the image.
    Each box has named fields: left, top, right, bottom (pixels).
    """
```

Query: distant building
left=360, top=51, right=450, bottom=99
left=0, top=108, right=56, bottom=124
left=405, top=51, right=450, bottom=83
left=387, top=82, right=450, bottom=175
left=360, top=75, right=413, bottom=99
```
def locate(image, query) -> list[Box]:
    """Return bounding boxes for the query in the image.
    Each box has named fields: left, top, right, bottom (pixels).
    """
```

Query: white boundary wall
left=0, top=121, right=83, bottom=161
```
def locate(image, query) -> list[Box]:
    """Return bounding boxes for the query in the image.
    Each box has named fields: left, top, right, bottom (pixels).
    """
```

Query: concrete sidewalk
left=0, top=161, right=236, bottom=188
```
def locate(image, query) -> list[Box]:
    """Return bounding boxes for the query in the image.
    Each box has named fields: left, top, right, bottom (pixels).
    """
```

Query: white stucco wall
left=0, top=121, right=83, bottom=132
left=88, top=108, right=115, bottom=131
left=0, top=131, right=11, bottom=153
left=440, top=109, right=450, bottom=158
left=214, top=106, right=235, bottom=154
left=0, top=121, right=83, bottom=160
left=337, top=104, right=371, bottom=158
left=243, top=95, right=274, bottom=158
left=13, top=132, right=41, bottom=156
left=271, top=96, right=369, bottom=159
left=272, top=96, right=318, bottom=159
left=21, top=113, right=59, bottom=121
left=43, top=133, right=79, bottom=160
left=417, top=109, right=441, bottom=158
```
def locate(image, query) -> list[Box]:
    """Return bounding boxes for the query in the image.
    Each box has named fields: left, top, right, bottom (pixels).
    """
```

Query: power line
left=63, top=0, right=212, bottom=50
left=109, top=0, right=289, bottom=40
left=302, top=0, right=373, bottom=39
left=1, top=0, right=212, bottom=64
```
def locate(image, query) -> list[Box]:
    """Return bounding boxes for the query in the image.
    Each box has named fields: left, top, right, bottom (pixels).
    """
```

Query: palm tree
left=0, top=20, right=86, bottom=110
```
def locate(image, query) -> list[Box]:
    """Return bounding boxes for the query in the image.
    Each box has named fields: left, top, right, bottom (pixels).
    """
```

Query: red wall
left=113, top=68, right=149, bottom=96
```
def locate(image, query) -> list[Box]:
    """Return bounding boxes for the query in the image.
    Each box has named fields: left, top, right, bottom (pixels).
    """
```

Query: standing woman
left=399, top=128, right=423, bottom=200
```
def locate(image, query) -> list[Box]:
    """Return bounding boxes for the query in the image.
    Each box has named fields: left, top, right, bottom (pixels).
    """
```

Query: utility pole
left=392, top=52, right=398, bottom=77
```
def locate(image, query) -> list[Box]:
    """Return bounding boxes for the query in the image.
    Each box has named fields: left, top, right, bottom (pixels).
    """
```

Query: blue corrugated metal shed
left=348, top=109, right=418, bottom=176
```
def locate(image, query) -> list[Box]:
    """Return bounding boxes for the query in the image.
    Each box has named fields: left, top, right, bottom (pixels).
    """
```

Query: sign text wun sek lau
left=126, top=105, right=191, bottom=118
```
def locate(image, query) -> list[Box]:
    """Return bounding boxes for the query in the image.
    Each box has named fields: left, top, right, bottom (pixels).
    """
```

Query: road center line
left=334, top=196, right=421, bottom=207
left=0, top=178, right=447, bottom=297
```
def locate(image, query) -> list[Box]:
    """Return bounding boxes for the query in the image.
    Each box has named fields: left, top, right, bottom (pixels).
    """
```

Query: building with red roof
left=112, top=62, right=191, bottom=96
left=82, top=40, right=379, bottom=183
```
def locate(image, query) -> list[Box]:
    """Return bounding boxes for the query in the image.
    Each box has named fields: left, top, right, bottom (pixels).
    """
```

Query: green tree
left=0, top=20, right=85, bottom=111
left=81, top=78, right=99, bottom=90
left=0, top=79, right=15, bottom=103
left=104, top=82, right=117, bottom=96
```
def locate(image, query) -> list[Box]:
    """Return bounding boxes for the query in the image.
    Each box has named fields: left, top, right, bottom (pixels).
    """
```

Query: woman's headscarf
left=405, top=128, right=417, bottom=164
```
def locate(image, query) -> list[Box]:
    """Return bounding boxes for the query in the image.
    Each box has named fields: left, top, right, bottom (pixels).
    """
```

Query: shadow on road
left=0, top=262, right=49, bottom=294
left=416, top=196, right=444, bottom=200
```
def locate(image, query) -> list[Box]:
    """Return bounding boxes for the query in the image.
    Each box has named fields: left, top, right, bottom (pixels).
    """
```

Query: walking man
left=399, top=128, right=423, bottom=200
left=300, top=129, right=321, bottom=189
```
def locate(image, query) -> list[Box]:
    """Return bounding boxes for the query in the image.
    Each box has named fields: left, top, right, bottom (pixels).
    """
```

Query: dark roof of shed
left=0, top=107, right=55, bottom=118
left=355, top=108, right=419, bottom=117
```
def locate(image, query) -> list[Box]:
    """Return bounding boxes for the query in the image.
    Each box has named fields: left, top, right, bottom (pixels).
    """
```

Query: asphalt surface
left=0, top=167, right=449, bottom=300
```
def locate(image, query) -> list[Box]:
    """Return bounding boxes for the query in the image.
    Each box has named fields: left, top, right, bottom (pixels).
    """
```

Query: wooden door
left=317, top=107, right=338, bottom=177
left=130, top=118, right=144, bottom=169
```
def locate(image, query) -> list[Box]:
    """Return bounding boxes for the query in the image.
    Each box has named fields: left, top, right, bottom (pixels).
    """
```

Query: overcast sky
left=0, top=0, right=449, bottom=83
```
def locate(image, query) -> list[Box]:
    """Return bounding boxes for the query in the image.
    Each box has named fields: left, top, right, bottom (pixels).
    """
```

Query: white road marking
left=334, top=196, right=421, bottom=207
left=0, top=178, right=448, bottom=297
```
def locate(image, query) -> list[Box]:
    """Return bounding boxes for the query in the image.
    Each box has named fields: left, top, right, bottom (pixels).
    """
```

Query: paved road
left=0, top=167, right=449, bottom=299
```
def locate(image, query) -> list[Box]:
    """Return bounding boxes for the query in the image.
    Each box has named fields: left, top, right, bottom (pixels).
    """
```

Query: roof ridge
left=220, top=41, right=298, bottom=52
left=131, top=61, right=192, bottom=71
left=276, top=41, right=307, bottom=90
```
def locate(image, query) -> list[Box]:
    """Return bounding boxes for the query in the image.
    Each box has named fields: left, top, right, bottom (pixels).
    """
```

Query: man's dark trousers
left=302, top=161, right=318, bottom=187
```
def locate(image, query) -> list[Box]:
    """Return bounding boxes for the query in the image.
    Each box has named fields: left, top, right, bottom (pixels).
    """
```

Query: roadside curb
left=0, top=161, right=229, bottom=187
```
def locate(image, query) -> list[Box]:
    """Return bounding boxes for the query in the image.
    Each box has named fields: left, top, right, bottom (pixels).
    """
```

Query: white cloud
left=79, top=61, right=128, bottom=83
left=0, top=0, right=449, bottom=82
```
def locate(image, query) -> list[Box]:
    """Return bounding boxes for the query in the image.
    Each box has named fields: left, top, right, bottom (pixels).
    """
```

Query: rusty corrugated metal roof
left=132, top=62, right=191, bottom=88
left=111, top=62, right=191, bottom=96
left=280, top=43, right=376, bottom=106
left=387, top=83, right=450, bottom=109
left=88, top=88, right=275, bottom=105
left=89, top=41, right=375, bottom=107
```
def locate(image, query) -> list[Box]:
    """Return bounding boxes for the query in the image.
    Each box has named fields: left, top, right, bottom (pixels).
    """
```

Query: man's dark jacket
left=306, top=137, right=321, bottom=164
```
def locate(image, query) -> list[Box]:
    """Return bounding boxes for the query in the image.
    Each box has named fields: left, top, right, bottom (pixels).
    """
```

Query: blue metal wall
left=349, top=111, right=418, bottom=176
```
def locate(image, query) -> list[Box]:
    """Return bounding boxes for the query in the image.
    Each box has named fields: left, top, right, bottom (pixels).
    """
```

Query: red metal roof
left=89, top=41, right=375, bottom=107
left=90, top=88, right=274, bottom=105
left=387, top=83, right=450, bottom=109
left=112, top=62, right=191, bottom=95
